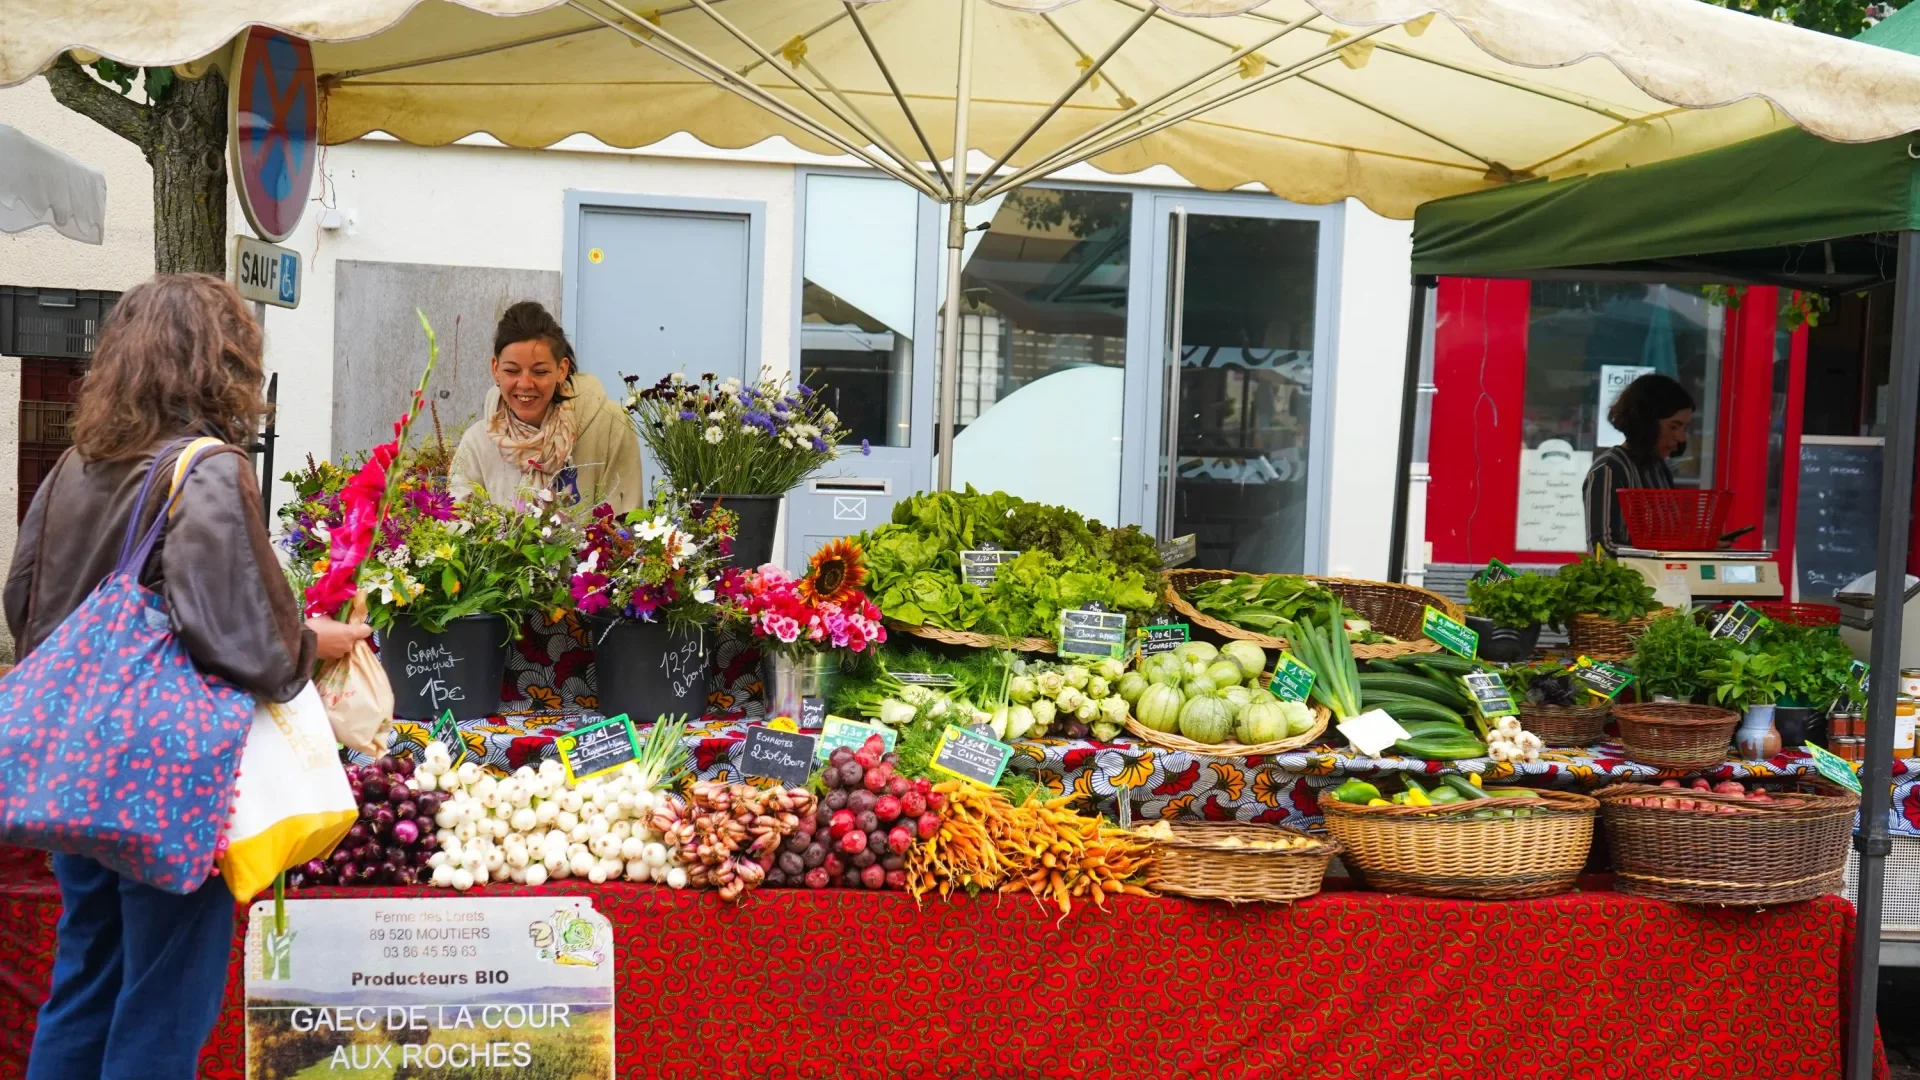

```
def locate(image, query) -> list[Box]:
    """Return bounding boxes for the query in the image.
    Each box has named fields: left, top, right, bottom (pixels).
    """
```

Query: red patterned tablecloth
left=0, top=872, right=1880, bottom=1080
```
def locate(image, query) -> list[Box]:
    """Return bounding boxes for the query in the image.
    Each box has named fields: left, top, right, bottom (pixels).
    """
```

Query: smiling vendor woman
left=1583, top=372, right=1696, bottom=550
left=450, top=301, right=642, bottom=512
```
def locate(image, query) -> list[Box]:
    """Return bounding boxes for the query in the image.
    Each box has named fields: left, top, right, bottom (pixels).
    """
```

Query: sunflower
left=799, top=537, right=866, bottom=605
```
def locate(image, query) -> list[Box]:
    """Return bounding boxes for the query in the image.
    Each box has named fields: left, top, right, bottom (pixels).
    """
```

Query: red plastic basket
left=1749, top=602, right=1841, bottom=628
left=1616, top=488, right=1731, bottom=550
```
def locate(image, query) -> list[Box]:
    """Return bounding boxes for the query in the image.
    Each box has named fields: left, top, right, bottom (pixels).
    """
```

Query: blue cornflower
left=678, top=410, right=698, bottom=421
left=810, top=436, right=829, bottom=453
left=860, top=438, right=872, bottom=456
left=797, top=384, right=814, bottom=397
left=742, top=410, right=776, bottom=432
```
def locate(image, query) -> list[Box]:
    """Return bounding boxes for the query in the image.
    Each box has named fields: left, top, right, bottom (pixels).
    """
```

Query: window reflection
left=944, top=188, right=1131, bottom=524
left=800, top=175, right=918, bottom=447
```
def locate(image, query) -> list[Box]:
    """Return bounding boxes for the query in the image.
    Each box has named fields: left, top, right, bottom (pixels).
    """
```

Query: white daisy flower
left=704, top=426, right=724, bottom=445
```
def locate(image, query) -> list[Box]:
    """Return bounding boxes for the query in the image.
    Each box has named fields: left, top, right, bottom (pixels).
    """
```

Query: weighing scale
left=1610, top=546, right=1784, bottom=610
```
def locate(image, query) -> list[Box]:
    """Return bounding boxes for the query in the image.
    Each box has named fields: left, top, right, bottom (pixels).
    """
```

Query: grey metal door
left=566, top=194, right=765, bottom=492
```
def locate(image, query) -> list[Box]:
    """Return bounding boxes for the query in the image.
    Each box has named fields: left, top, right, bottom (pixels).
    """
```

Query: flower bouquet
left=718, top=540, right=887, bottom=725
left=569, top=491, right=739, bottom=719
left=623, top=370, right=869, bottom=567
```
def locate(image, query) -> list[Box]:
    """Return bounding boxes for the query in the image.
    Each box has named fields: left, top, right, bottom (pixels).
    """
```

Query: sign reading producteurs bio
left=244, top=896, right=615, bottom=1076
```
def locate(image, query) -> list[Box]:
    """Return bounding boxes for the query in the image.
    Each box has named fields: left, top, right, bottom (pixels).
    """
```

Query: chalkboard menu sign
left=931, top=725, right=1014, bottom=787
left=742, top=726, right=819, bottom=787
left=1711, top=601, right=1765, bottom=644
left=960, top=549, right=1020, bottom=586
left=1796, top=438, right=1881, bottom=600
left=1570, top=657, right=1634, bottom=700
left=555, top=714, right=640, bottom=783
left=1058, top=608, right=1128, bottom=660
left=1461, top=672, right=1516, bottom=719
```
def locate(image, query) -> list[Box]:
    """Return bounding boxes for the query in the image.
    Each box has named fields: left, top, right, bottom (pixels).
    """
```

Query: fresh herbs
left=1185, top=574, right=1392, bottom=644
left=859, top=488, right=1161, bottom=636
left=1466, top=572, right=1563, bottom=630
left=1704, top=648, right=1786, bottom=712
left=1756, top=621, right=1857, bottom=708
left=1629, top=609, right=1723, bottom=701
left=1502, top=660, right=1579, bottom=706
left=1555, top=556, right=1659, bottom=623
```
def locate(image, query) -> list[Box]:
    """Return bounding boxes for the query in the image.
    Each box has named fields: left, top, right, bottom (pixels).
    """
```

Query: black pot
left=377, top=614, right=509, bottom=721
left=1774, top=705, right=1821, bottom=749
left=1465, top=616, right=1540, bottom=663
left=589, top=617, right=710, bottom=723
left=698, top=493, right=781, bottom=568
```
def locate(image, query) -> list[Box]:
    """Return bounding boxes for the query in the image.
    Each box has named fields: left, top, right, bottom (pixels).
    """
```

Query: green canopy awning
left=1411, top=3, right=1920, bottom=290
left=1411, top=128, right=1920, bottom=288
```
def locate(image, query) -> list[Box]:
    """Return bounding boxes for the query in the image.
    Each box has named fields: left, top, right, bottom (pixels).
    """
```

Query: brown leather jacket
left=4, top=438, right=315, bottom=703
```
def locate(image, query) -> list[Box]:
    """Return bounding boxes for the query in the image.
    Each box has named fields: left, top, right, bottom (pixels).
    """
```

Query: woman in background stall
left=450, top=301, right=641, bottom=512
left=1583, top=372, right=1696, bottom=550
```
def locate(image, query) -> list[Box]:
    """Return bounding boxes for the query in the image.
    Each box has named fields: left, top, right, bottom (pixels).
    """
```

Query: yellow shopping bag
left=219, top=682, right=358, bottom=898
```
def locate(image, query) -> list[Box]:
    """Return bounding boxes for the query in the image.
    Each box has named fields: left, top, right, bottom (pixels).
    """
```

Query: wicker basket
left=1594, top=782, right=1857, bottom=906
left=1142, top=822, right=1338, bottom=904
left=1611, top=701, right=1738, bottom=770
left=1123, top=701, right=1330, bottom=757
left=1518, top=702, right=1611, bottom=747
left=1565, top=609, right=1665, bottom=660
left=1164, top=569, right=1462, bottom=660
left=1319, top=789, right=1599, bottom=899
left=883, top=619, right=1056, bottom=654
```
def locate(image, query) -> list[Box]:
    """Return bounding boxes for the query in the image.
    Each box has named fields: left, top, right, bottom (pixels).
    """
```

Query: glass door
left=1145, top=196, right=1338, bottom=573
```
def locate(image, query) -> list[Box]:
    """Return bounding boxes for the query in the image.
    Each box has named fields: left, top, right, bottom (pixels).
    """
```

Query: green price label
left=1803, top=742, right=1862, bottom=794
left=1058, top=608, right=1129, bottom=660
left=1570, top=657, right=1635, bottom=700
left=931, top=725, right=1014, bottom=788
left=1266, top=653, right=1315, bottom=703
left=429, top=710, right=469, bottom=767
left=1136, top=623, right=1189, bottom=658
left=1422, top=606, right=1479, bottom=659
left=816, top=715, right=895, bottom=762
left=555, top=714, right=641, bottom=784
left=1474, top=559, right=1517, bottom=585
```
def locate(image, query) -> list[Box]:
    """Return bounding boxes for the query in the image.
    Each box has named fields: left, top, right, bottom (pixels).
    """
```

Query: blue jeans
left=28, top=854, right=234, bottom=1080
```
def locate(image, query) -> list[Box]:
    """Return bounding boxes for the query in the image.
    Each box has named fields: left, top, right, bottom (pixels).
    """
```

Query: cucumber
left=1371, top=698, right=1469, bottom=727
left=1358, top=672, right=1472, bottom=711
left=1397, top=720, right=1472, bottom=740
left=1359, top=657, right=1413, bottom=674
left=1440, top=775, right=1489, bottom=801
left=1410, top=654, right=1482, bottom=675
left=1393, top=736, right=1488, bottom=761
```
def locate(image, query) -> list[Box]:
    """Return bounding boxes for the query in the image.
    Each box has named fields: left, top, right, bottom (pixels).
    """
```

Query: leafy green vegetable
left=1185, top=573, right=1392, bottom=644
left=857, top=487, right=1161, bottom=635
left=1704, top=647, right=1786, bottom=711
left=1755, top=621, right=1856, bottom=708
left=1629, top=609, right=1725, bottom=701
left=1555, top=556, right=1659, bottom=623
left=1466, top=573, right=1563, bottom=630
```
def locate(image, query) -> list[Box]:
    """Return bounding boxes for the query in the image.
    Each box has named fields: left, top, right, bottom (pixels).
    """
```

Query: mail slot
left=786, top=475, right=900, bottom=569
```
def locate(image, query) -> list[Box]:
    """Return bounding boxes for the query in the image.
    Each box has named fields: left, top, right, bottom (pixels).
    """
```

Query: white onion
left=510, top=808, right=538, bottom=833
left=556, top=811, right=579, bottom=833
left=524, top=863, right=549, bottom=888
left=431, top=865, right=455, bottom=887
left=643, top=842, right=668, bottom=868
left=625, top=858, right=649, bottom=882
left=534, top=802, right=559, bottom=826
left=666, top=866, right=688, bottom=890
left=450, top=868, right=475, bottom=891
left=587, top=862, right=609, bottom=885
left=569, top=851, right=595, bottom=878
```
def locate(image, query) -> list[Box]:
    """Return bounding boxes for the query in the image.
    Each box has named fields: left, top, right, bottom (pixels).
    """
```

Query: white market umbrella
left=0, top=123, right=106, bottom=244
left=12, top=0, right=1920, bottom=480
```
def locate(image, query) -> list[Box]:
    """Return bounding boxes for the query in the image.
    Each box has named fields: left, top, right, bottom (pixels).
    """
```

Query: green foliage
left=1756, top=621, right=1857, bottom=707
left=1630, top=610, right=1728, bottom=701
left=1502, top=660, right=1580, bottom=705
left=858, top=487, right=1161, bottom=636
left=1704, top=647, right=1788, bottom=711
left=1555, top=556, right=1659, bottom=623
left=1185, top=574, right=1391, bottom=644
left=86, top=59, right=174, bottom=102
left=1696, top=0, right=1908, bottom=38
left=363, top=491, right=584, bottom=635
left=1466, top=572, right=1563, bottom=630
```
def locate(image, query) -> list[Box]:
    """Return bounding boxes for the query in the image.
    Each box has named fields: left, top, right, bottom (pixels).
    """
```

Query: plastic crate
left=19, top=401, right=73, bottom=444
left=1617, top=487, right=1732, bottom=549
left=1, top=286, right=120, bottom=360
left=1750, top=601, right=1842, bottom=627
left=1845, top=835, right=1920, bottom=932
left=21, top=357, right=83, bottom=402
left=17, top=441, right=67, bottom=523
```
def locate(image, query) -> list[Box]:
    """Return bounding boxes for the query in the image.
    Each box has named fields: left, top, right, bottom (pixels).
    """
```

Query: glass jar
left=1895, top=696, right=1917, bottom=759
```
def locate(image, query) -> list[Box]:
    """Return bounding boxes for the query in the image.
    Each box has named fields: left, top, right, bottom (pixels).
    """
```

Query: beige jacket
left=450, top=373, right=643, bottom=513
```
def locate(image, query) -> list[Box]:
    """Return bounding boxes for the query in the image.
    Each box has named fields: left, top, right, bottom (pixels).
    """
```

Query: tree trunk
left=147, top=69, right=228, bottom=277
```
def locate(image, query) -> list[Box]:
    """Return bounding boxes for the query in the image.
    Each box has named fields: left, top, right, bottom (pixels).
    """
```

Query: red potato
left=1712, top=780, right=1746, bottom=797
left=1690, top=779, right=1713, bottom=791
left=1659, top=779, right=1682, bottom=789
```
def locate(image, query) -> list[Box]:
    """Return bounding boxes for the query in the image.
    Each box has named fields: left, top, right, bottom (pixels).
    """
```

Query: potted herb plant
left=1704, top=647, right=1788, bottom=759
left=570, top=491, right=737, bottom=720
left=624, top=371, right=867, bottom=567
left=1465, top=573, right=1561, bottom=662
left=362, top=487, right=583, bottom=721
left=719, top=540, right=888, bottom=725
left=1629, top=609, right=1725, bottom=703
left=1555, top=556, right=1662, bottom=657
left=1760, top=621, right=1855, bottom=746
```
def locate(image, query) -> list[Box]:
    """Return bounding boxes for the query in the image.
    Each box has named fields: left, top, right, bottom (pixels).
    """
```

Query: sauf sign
left=233, top=235, right=301, bottom=309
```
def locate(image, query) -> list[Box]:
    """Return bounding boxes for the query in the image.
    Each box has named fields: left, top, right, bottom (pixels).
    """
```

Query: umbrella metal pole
left=934, top=0, right=976, bottom=493
left=1850, top=229, right=1920, bottom=1080
left=1387, top=277, right=1431, bottom=583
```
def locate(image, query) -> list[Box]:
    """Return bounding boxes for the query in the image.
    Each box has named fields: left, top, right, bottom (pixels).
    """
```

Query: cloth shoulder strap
left=167, top=437, right=228, bottom=517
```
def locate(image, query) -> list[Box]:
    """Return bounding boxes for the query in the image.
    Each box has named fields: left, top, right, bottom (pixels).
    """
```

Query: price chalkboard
left=429, top=710, right=469, bottom=767
left=1058, top=608, right=1129, bottom=660
left=930, top=725, right=1014, bottom=788
left=960, top=549, right=1020, bottom=586
left=1156, top=534, right=1199, bottom=568
left=742, top=725, right=819, bottom=787
left=1461, top=671, right=1516, bottom=719
left=1422, top=606, right=1479, bottom=658
left=799, top=696, right=828, bottom=730
left=1473, top=559, right=1517, bottom=586
left=1136, top=623, right=1189, bottom=657
left=1795, top=439, right=1881, bottom=599
left=1266, top=652, right=1315, bottom=703
left=555, top=714, right=640, bottom=783
left=816, top=715, right=894, bottom=762
left=1711, top=601, right=1765, bottom=644
left=1570, top=657, right=1634, bottom=700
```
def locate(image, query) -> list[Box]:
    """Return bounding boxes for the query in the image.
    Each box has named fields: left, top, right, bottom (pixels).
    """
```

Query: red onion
left=391, top=819, right=420, bottom=845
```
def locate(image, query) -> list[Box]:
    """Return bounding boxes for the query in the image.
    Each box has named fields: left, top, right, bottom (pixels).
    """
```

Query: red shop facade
left=1421, top=277, right=1903, bottom=598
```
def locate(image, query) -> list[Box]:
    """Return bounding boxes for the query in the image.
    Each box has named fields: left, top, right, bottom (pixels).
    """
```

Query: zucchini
left=1409, top=654, right=1482, bottom=675
left=1357, top=672, right=1472, bottom=710
left=1440, top=775, right=1489, bottom=801
left=1397, top=720, right=1473, bottom=740
left=1369, top=697, right=1469, bottom=727
left=1393, top=733, right=1488, bottom=760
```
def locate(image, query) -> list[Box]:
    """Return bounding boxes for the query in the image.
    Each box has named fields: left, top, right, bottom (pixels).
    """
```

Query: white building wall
left=1326, top=201, right=1415, bottom=580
